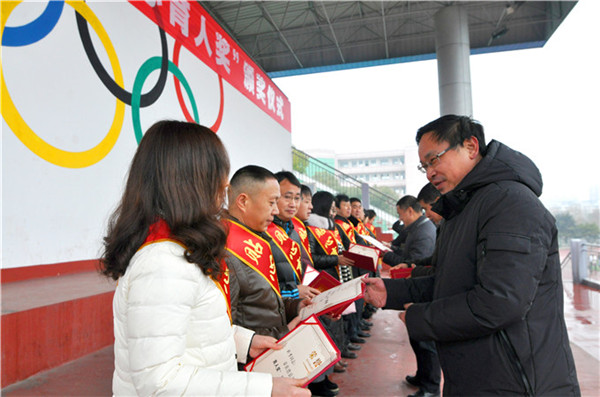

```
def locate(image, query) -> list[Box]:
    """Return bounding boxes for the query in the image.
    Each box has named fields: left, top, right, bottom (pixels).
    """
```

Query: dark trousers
left=409, top=337, right=441, bottom=393
left=343, top=313, right=358, bottom=344
left=321, top=315, right=345, bottom=353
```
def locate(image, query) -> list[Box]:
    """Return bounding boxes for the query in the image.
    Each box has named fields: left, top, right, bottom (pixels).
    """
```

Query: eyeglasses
left=417, top=146, right=454, bottom=173
left=281, top=193, right=301, bottom=203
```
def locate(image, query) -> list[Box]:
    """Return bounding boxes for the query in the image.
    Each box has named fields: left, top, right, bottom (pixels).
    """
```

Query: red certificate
left=342, top=243, right=379, bottom=272
left=298, top=275, right=366, bottom=320
left=308, top=270, right=341, bottom=293
left=390, top=268, right=413, bottom=279
left=244, top=315, right=341, bottom=387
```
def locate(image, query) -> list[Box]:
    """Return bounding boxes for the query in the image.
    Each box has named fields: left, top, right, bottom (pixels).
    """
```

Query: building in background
left=305, top=147, right=425, bottom=198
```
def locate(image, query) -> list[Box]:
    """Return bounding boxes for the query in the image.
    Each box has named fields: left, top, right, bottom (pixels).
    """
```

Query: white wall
left=1, top=2, right=291, bottom=268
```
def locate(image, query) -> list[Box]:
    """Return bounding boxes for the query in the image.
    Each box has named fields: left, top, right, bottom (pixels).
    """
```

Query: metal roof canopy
left=199, top=1, right=577, bottom=78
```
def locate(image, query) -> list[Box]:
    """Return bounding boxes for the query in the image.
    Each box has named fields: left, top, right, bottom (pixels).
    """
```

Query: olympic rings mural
left=1, top=1, right=224, bottom=168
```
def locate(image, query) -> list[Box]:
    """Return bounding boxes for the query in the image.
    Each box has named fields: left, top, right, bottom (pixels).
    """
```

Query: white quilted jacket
left=112, top=241, right=272, bottom=396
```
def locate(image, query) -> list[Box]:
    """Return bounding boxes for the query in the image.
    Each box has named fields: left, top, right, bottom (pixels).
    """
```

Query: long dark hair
left=312, top=191, right=335, bottom=218
left=101, top=120, right=230, bottom=280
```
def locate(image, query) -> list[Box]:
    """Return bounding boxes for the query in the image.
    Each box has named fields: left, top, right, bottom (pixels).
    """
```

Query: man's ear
left=235, top=192, right=250, bottom=213
left=463, top=136, right=480, bottom=160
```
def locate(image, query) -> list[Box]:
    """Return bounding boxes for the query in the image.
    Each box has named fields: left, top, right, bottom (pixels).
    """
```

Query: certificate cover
left=244, top=315, right=341, bottom=387
left=361, top=234, right=391, bottom=253
left=389, top=267, right=412, bottom=279
left=301, top=263, right=320, bottom=285
left=298, top=275, right=366, bottom=320
left=342, top=244, right=379, bottom=272
left=308, top=270, right=341, bottom=293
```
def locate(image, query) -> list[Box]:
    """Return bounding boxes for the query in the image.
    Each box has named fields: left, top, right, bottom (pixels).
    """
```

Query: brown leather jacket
left=226, top=230, right=302, bottom=340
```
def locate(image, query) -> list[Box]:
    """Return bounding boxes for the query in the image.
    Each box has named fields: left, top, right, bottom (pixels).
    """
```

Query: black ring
left=75, top=10, right=168, bottom=107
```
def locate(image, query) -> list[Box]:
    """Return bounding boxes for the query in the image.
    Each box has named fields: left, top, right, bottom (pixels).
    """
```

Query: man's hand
left=362, top=277, right=387, bottom=308
left=249, top=334, right=281, bottom=358
left=390, top=263, right=409, bottom=270
left=299, top=297, right=312, bottom=309
left=298, top=284, right=320, bottom=300
left=272, top=377, right=311, bottom=396
left=287, top=315, right=303, bottom=331
left=398, top=303, right=413, bottom=324
left=338, top=255, right=354, bottom=267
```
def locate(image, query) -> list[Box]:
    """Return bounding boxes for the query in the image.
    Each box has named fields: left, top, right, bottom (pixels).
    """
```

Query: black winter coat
left=383, top=141, right=580, bottom=396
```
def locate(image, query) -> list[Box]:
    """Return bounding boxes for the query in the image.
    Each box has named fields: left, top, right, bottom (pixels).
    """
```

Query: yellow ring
left=1, top=1, right=125, bottom=168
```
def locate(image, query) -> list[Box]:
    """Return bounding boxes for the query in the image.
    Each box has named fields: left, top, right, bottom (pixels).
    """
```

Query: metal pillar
left=571, top=239, right=589, bottom=284
left=361, top=182, right=370, bottom=210
left=434, top=6, right=473, bottom=117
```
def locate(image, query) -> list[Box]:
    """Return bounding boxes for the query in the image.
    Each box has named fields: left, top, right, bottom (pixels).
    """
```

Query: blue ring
left=2, top=1, right=64, bottom=47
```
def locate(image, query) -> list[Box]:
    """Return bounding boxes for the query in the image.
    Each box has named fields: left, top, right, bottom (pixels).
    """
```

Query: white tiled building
left=306, top=147, right=427, bottom=197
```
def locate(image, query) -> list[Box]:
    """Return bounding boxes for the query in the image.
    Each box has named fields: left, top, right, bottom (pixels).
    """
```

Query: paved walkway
left=3, top=265, right=599, bottom=396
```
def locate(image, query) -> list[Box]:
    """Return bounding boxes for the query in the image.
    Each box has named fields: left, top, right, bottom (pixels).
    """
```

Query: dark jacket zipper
left=499, top=329, right=534, bottom=396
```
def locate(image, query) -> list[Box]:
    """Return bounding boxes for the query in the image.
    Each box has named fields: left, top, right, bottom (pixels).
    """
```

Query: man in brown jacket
left=226, top=165, right=305, bottom=344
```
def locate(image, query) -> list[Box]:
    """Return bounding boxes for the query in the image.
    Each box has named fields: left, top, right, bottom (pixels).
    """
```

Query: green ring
left=131, top=57, right=199, bottom=144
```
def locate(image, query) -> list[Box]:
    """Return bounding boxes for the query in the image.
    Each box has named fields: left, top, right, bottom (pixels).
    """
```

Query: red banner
left=130, top=0, right=291, bottom=132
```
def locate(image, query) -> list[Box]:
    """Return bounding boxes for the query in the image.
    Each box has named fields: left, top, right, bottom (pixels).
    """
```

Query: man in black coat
left=364, top=115, right=580, bottom=396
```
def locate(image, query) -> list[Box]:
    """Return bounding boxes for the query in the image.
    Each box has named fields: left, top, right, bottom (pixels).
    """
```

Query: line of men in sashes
left=223, top=165, right=382, bottom=397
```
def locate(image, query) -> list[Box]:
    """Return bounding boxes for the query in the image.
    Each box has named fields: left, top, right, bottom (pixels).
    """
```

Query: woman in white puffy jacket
left=101, top=121, right=310, bottom=397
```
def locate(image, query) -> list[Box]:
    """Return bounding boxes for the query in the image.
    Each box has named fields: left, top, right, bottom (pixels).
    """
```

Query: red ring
left=173, top=40, right=224, bottom=132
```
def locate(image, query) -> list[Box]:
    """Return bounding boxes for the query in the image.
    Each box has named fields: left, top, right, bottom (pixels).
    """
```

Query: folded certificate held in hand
left=361, top=234, right=392, bottom=253
left=308, top=270, right=341, bottom=292
left=244, top=315, right=341, bottom=386
left=342, top=243, right=379, bottom=272
left=390, top=267, right=412, bottom=279
left=298, top=275, right=366, bottom=320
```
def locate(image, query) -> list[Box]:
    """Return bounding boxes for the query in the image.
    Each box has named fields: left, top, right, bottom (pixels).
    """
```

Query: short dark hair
left=416, top=115, right=487, bottom=155
left=364, top=209, right=376, bottom=219
left=396, top=195, right=422, bottom=212
left=300, top=184, right=312, bottom=198
left=417, top=183, right=441, bottom=205
left=274, top=170, right=301, bottom=188
left=349, top=197, right=361, bottom=205
left=335, top=194, right=350, bottom=209
left=312, top=191, right=334, bottom=217
left=230, top=165, right=276, bottom=196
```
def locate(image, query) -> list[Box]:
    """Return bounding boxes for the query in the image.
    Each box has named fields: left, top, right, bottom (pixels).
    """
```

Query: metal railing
left=292, top=147, right=399, bottom=232
left=570, top=239, right=600, bottom=290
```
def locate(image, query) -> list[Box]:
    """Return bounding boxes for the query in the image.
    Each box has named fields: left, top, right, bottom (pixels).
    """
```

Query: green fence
left=292, top=147, right=398, bottom=232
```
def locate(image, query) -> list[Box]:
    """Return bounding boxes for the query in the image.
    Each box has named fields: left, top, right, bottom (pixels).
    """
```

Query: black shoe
left=361, top=319, right=374, bottom=327
left=308, top=380, right=339, bottom=396
left=341, top=350, right=357, bottom=359
left=347, top=343, right=362, bottom=351
left=323, top=376, right=339, bottom=392
left=350, top=336, right=366, bottom=344
left=357, top=330, right=371, bottom=338
left=407, top=388, right=440, bottom=397
left=360, top=324, right=371, bottom=331
left=338, top=359, right=348, bottom=367
left=333, top=362, right=346, bottom=373
left=405, top=375, right=421, bottom=387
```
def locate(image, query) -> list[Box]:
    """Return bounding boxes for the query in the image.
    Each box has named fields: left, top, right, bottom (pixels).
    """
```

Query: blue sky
left=275, top=0, right=600, bottom=205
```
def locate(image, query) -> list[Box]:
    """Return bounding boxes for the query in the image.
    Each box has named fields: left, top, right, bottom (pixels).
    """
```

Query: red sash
left=335, top=218, right=357, bottom=244
left=291, top=217, right=313, bottom=264
left=142, top=219, right=232, bottom=322
left=225, top=218, right=281, bottom=298
left=366, top=223, right=377, bottom=238
left=266, top=222, right=303, bottom=280
left=307, top=226, right=339, bottom=256
left=354, top=220, right=371, bottom=237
